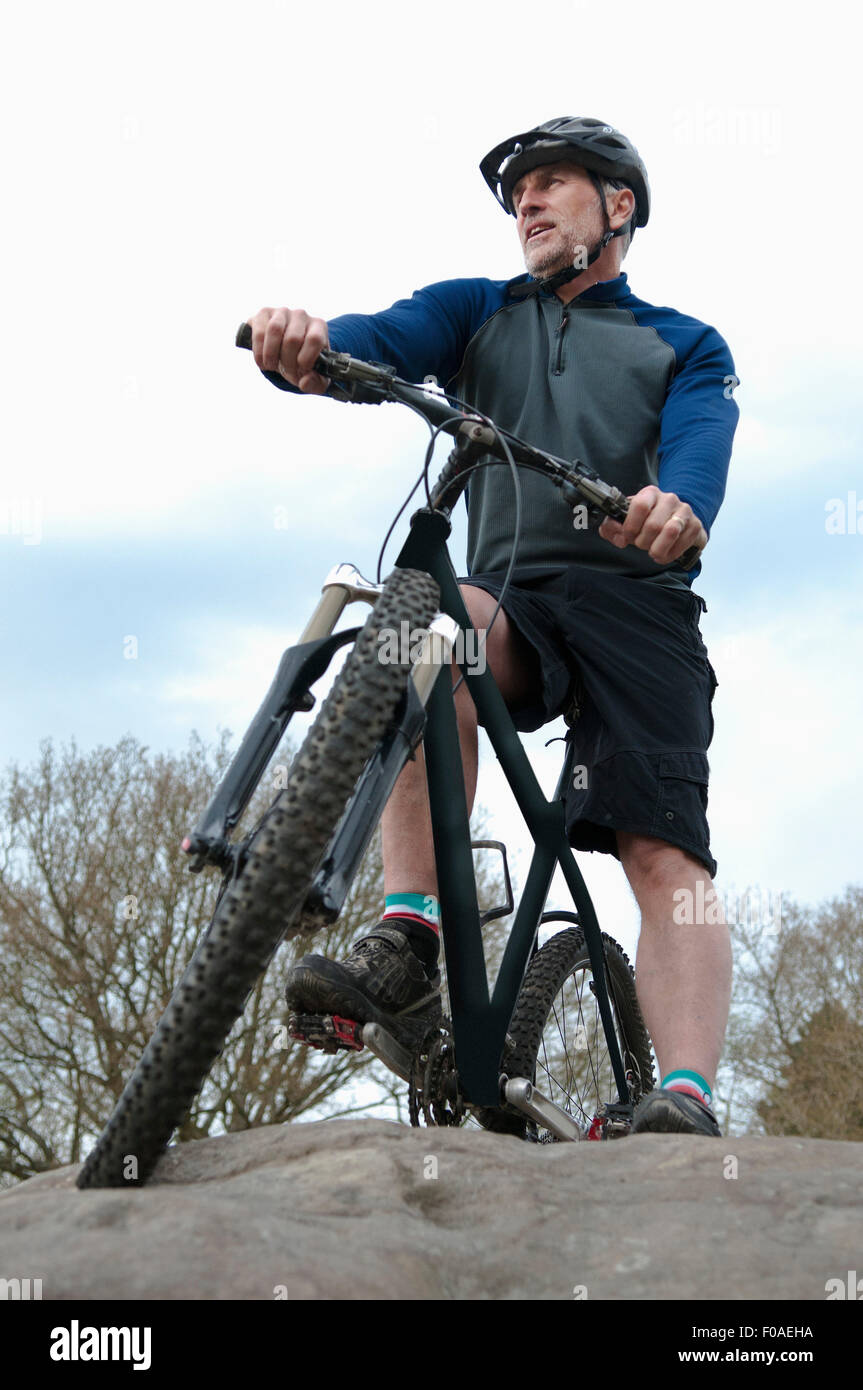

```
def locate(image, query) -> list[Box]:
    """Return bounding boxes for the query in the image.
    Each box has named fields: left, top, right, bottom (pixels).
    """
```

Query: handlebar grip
left=677, top=543, right=703, bottom=572
left=616, top=491, right=703, bottom=572
left=235, top=321, right=331, bottom=381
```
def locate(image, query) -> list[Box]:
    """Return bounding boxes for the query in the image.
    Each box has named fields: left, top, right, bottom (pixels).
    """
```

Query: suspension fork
left=181, top=562, right=454, bottom=877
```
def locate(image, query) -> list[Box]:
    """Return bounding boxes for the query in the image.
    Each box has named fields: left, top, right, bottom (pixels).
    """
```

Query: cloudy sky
left=3, top=0, right=861, bottom=975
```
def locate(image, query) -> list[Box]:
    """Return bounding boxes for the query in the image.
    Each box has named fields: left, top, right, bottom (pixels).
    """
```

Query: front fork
left=181, top=563, right=458, bottom=888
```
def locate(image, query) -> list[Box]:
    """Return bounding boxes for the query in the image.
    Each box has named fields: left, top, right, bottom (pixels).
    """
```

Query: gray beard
left=524, top=223, right=592, bottom=280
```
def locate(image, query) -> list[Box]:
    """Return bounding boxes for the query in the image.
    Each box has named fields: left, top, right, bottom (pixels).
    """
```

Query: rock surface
left=1, top=1119, right=860, bottom=1300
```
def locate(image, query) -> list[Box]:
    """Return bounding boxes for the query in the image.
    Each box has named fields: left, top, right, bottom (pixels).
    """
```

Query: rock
left=1, top=1120, right=860, bottom=1300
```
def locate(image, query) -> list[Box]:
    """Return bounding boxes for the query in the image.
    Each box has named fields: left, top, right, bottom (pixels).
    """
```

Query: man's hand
left=245, top=307, right=330, bottom=393
left=598, top=486, right=707, bottom=565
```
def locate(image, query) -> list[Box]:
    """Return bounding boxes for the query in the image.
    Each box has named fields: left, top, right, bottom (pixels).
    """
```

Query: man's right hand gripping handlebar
left=240, top=308, right=331, bottom=394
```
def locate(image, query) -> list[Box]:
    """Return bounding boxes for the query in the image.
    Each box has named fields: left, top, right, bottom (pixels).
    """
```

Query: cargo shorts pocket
left=652, top=751, right=710, bottom=835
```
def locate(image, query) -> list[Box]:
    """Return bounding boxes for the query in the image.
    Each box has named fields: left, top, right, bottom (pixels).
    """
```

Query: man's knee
left=458, top=584, right=502, bottom=653
left=617, top=831, right=709, bottom=894
left=457, top=583, right=539, bottom=706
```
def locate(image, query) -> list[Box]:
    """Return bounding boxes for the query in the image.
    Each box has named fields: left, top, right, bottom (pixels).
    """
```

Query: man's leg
left=380, top=583, right=541, bottom=898
left=284, top=582, right=542, bottom=1035
left=617, top=831, right=731, bottom=1131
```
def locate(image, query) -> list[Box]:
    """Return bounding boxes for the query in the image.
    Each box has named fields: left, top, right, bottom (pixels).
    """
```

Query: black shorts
left=458, top=565, right=720, bottom=879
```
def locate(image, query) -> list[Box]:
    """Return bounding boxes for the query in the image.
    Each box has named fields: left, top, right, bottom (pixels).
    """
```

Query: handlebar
left=235, top=322, right=704, bottom=572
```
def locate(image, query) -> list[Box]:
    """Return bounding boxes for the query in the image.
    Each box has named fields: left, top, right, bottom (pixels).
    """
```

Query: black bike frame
left=187, top=500, right=633, bottom=1114
left=394, top=507, right=630, bottom=1109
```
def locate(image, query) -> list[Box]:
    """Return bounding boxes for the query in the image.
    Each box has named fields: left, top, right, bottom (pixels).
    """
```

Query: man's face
left=513, top=160, right=603, bottom=279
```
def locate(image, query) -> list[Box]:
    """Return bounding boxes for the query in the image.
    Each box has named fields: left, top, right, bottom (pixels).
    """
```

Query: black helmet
left=480, top=116, right=650, bottom=234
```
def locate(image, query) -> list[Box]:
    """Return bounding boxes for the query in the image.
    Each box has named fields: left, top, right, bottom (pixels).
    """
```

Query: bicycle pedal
left=585, top=1102, right=634, bottom=1140
left=287, top=1012, right=364, bottom=1053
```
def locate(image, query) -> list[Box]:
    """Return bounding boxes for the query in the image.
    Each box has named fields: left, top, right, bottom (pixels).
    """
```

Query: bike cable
left=372, top=387, right=524, bottom=698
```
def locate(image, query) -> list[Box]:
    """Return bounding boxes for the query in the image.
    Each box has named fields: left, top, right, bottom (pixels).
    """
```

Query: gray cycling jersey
left=264, top=271, right=739, bottom=586
left=450, top=282, right=729, bottom=587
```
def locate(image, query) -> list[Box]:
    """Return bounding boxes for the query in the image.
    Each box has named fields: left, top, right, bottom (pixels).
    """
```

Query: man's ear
left=610, top=186, right=636, bottom=230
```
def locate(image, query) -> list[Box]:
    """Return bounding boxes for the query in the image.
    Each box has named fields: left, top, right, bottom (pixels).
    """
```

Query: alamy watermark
left=378, top=620, right=487, bottom=675
left=825, top=1271, right=863, bottom=1300
left=673, top=882, right=782, bottom=935
left=0, top=496, right=42, bottom=545
left=49, top=1321, right=151, bottom=1369
left=1, top=1277, right=43, bottom=1299
left=825, top=492, right=863, bottom=534
left=672, top=103, right=782, bottom=156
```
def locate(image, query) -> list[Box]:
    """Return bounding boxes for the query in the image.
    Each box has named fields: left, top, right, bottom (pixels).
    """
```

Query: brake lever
left=315, top=351, right=398, bottom=404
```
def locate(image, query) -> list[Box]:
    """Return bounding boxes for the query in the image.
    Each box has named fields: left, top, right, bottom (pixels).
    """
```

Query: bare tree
left=0, top=733, right=509, bottom=1185
left=717, top=885, right=863, bottom=1138
left=756, top=1000, right=863, bottom=1139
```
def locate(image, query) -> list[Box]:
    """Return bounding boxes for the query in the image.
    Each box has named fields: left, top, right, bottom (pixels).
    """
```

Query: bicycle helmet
left=480, top=116, right=650, bottom=236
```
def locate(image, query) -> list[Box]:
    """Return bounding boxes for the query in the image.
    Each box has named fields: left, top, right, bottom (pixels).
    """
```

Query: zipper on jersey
left=552, top=307, right=569, bottom=376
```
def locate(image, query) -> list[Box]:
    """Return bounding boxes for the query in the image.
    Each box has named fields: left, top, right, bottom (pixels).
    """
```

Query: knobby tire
left=76, top=568, right=440, bottom=1187
left=479, top=926, right=654, bottom=1139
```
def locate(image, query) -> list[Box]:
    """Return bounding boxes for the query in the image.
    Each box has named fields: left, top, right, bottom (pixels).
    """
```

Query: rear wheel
left=76, top=567, right=440, bottom=1187
left=481, top=924, right=654, bottom=1140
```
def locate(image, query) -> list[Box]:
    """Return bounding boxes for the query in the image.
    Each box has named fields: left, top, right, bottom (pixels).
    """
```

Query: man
left=245, top=117, right=739, bottom=1136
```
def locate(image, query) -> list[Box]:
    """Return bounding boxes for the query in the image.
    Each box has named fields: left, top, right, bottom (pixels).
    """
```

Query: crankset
left=287, top=1011, right=465, bottom=1125
left=408, top=1021, right=466, bottom=1128
left=287, top=1012, right=635, bottom=1140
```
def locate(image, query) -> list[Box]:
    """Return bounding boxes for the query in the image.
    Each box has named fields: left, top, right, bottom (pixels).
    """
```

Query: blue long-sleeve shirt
left=264, top=271, right=739, bottom=584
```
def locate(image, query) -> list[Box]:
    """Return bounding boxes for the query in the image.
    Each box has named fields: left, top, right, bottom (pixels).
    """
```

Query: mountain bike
left=75, top=330, right=701, bottom=1187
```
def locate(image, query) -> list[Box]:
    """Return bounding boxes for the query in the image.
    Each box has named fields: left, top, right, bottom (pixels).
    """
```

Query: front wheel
left=76, top=567, right=440, bottom=1188
left=485, top=925, right=655, bottom=1140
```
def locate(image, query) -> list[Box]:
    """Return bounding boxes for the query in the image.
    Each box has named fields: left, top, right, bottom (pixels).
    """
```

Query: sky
left=2, top=0, right=862, bottom=987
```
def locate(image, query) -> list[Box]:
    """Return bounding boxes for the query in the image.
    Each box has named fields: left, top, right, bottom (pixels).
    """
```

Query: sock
left=661, top=1069, right=713, bottom=1106
left=382, top=893, right=440, bottom=970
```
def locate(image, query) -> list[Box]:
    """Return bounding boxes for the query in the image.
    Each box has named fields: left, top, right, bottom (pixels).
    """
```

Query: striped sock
left=661, top=1069, right=712, bottom=1106
left=383, top=893, right=441, bottom=934
left=382, top=893, right=440, bottom=969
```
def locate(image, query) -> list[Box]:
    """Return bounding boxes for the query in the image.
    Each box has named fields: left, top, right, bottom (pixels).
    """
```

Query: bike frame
left=394, top=507, right=630, bottom=1108
left=186, top=503, right=633, bottom=1117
